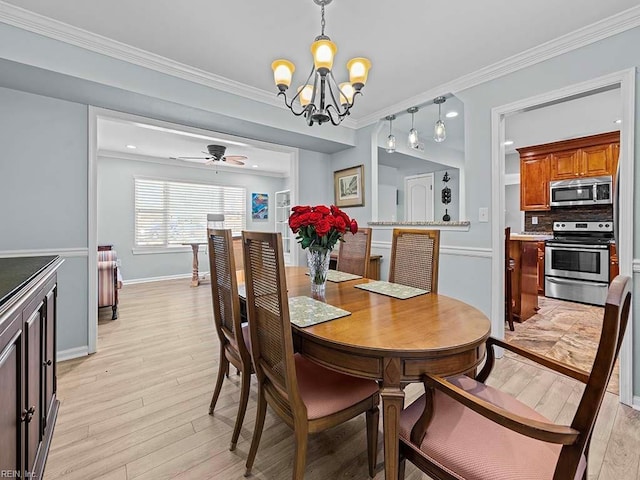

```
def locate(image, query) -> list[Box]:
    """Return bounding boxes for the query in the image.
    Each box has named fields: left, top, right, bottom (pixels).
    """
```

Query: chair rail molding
left=633, top=259, right=640, bottom=273
left=0, top=247, right=88, bottom=258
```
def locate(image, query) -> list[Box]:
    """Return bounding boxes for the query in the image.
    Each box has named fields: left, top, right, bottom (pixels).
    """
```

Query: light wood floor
left=46, top=279, right=640, bottom=480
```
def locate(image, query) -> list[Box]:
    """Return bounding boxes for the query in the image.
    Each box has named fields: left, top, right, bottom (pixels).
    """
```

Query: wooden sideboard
left=0, top=256, right=62, bottom=479
left=329, top=253, right=382, bottom=280
left=518, top=131, right=620, bottom=211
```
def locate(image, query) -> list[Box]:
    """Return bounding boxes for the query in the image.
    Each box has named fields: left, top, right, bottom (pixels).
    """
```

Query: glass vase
left=307, top=247, right=331, bottom=296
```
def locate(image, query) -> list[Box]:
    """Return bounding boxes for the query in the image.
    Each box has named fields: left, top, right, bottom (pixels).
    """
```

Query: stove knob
left=599, top=223, right=603, bottom=228
left=605, top=223, right=610, bottom=228
left=561, top=223, right=565, bottom=227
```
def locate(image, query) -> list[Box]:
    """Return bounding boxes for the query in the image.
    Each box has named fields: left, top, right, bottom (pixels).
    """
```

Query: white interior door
left=405, top=174, right=434, bottom=222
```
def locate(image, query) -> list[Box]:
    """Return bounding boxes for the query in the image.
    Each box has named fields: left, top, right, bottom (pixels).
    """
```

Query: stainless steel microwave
left=549, top=175, right=613, bottom=207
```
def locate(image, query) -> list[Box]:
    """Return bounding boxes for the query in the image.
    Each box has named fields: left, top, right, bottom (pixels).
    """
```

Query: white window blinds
left=135, top=178, right=246, bottom=246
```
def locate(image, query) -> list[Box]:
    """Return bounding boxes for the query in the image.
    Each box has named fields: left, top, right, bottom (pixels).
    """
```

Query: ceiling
left=5, top=0, right=638, bottom=121
left=98, top=118, right=292, bottom=175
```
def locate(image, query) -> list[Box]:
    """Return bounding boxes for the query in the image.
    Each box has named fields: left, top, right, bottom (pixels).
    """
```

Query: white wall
left=97, top=154, right=286, bottom=281
left=0, top=86, right=89, bottom=353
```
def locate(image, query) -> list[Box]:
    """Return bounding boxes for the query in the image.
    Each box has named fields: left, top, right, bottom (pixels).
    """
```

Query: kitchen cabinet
left=518, top=131, right=620, bottom=211
left=0, top=256, right=61, bottom=480
left=610, top=243, right=619, bottom=282
left=508, top=238, right=539, bottom=322
left=537, top=241, right=545, bottom=295
left=520, top=155, right=550, bottom=211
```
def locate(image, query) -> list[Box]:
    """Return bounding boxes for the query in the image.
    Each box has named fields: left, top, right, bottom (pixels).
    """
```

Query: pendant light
left=407, top=107, right=419, bottom=148
left=385, top=115, right=396, bottom=153
left=433, top=96, right=447, bottom=143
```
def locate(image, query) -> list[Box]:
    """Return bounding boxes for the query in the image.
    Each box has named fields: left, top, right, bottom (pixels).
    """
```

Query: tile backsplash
left=525, top=204, right=613, bottom=232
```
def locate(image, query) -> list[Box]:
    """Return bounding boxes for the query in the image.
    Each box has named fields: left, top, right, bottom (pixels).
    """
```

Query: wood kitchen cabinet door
left=581, top=144, right=613, bottom=177
left=520, top=155, right=550, bottom=211
left=550, top=150, right=580, bottom=180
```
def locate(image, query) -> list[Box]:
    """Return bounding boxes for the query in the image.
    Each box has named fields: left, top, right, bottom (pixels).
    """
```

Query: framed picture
left=251, top=193, right=269, bottom=220
left=334, top=165, right=364, bottom=207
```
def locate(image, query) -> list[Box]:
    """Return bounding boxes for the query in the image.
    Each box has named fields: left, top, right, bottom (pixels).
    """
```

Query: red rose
left=350, top=219, right=358, bottom=234
left=340, top=211, right=351, bottom=225
left=308, top=212, right=323, bottom=224
left=315, top=219, right=331, bottom=237
left=334, top=216, right=346, bottom=233
left=289, top=215, right=302, bottom=233
left=292, top=205, right=312, bottom=214
left=314, top=205, right=331, bottom=215
left=297, top=212, right=311, bottom=226
left=330, top=205, right=341, bottom=216
left=326, top=215, right=336, bottom=227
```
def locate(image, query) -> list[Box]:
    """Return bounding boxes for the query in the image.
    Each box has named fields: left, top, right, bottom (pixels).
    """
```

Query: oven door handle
left=546, top=244, right=609, bottom=251
left=546, top=277, right=609, bottom=286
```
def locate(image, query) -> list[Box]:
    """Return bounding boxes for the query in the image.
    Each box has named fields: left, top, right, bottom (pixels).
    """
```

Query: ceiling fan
left=170, top=144, right=247, bottom=166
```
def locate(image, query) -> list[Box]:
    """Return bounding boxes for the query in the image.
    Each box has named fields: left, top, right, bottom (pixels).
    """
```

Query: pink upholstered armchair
left=98, top=249, right=121, bottom=319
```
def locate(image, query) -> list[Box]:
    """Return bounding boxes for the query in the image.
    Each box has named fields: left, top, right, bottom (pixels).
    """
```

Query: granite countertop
left=509, top=233, right=553, bottom=242
left=0, top=256, right=58, bottom=308
left=368, top=221, right=471, bottom=227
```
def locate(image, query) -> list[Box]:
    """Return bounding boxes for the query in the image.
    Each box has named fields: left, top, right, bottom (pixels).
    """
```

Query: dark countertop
left=0, top=256, right=58, bottom=308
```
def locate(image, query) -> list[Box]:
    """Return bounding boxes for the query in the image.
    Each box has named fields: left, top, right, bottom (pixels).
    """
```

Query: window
left=135, top=178, right=246, bottom=247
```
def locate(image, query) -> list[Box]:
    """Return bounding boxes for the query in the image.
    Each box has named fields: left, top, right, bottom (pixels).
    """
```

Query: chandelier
left=271, top=0, right=371, bottom=126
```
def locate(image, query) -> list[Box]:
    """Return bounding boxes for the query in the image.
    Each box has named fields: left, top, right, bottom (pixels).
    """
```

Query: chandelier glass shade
left=385, top=115, right=396, bottom=153
left=433, top=96, right=447, bottom=143
left=270, top=0, right=371, bottom=126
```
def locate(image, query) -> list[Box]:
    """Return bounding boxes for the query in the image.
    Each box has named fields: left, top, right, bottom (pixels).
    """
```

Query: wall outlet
left=532, top=216, right=538, bottom=225
left=479, top=207, right=489, bottom=223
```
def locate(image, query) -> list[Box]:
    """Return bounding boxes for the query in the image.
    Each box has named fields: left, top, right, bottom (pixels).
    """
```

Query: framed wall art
left=251, top=193, right=269, bottom=220
left=333, top=165, right=364, bottom=207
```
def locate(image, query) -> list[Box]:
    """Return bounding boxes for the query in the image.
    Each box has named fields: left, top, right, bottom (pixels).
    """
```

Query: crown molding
left=354, top=4, right=640, bottom=128
left=0, top=1, right=358, bottom=129
left=98, top=149, right=288, bottom=178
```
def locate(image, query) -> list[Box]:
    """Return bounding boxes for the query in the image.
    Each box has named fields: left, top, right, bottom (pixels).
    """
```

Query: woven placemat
left=305, top=270, right=362, bottom=282
left=288, top=296, right=351, bottom=327
left=355, top=281, right=429, bottom=299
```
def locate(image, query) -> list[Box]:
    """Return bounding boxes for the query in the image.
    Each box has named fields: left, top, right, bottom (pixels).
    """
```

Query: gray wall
left=0, top=86, right=89, bottom=352
left=97, top=155, right=286, bottom=281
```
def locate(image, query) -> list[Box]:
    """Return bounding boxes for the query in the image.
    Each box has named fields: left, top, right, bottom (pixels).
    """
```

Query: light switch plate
left=532, top=216, right=538, bottom=225
left=479, top=207, right=489, bottom=223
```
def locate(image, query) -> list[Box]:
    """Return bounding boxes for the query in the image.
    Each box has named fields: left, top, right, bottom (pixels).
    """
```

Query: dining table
left=238, top=266, right=491, bottom=479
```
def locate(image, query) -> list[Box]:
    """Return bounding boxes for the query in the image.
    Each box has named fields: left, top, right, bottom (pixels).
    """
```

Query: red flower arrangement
left=289, top=205, right=358, bottom=250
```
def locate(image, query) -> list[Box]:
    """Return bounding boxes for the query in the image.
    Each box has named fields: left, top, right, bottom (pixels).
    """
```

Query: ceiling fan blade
left=173, top=156, right=211, bottom=160
left=222, top=155, right=246, bottom=165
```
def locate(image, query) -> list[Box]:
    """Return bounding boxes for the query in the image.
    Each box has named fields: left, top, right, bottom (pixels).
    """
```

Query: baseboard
left=633, top=396, right=640, bottom=411
left=123, top=272, right=210, bottom=285
left=57, top=345, right=89, bottom=362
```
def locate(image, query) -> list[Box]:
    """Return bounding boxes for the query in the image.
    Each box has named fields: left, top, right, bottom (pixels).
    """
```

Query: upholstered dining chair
left=206, top=228, right=253, bottom=451
left=389, top=229, right=440, bottom=293
left=505, top=227, right=515, bottom=331
left=398, top=275, right=632, bottom=480
left=337, top=227, right=372, bottom=277
left=242, top=231, right=380, bottom=479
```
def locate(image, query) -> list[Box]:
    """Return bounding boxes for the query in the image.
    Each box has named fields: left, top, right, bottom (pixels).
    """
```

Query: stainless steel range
left=545, top=221, right=613, bottom=306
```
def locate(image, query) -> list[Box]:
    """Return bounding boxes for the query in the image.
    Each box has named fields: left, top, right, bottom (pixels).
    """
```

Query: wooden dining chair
left=505, top=227, right=515, bottom=331
left=389, top=229, right=440, bottom=293
left=337, top=227, right=372, bottom=277
left=242, top=231, right=380, bottom=479
left=206, top=228, right=253, bottom=451
left=398, top=275, right=632, bottom=480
